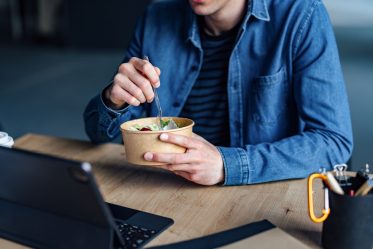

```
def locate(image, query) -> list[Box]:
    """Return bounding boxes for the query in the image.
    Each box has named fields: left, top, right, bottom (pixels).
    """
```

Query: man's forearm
left=219, top=128, right=353, bottom=185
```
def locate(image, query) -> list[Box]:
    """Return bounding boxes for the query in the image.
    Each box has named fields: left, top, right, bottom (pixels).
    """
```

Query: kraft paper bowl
left=120, top=117, right=194, bottom=165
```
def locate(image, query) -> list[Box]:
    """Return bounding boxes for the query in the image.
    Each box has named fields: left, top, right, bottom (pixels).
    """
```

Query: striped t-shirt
left=180, top=26, right=238, bottom=146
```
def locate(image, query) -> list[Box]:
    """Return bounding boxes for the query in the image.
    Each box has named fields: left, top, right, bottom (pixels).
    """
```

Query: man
left=84, top=0, right=353, bottom=186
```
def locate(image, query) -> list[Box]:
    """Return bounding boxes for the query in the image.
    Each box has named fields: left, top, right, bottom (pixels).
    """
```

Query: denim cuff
left=217, top=146, right=251, bottom=185
left=99, top=88, right=130, bottom=117
left=96, top=91, right=131, bottom=140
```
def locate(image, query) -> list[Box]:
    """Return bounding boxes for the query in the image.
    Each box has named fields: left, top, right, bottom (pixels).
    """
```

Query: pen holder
left=322, top=190, right=373, bottom=249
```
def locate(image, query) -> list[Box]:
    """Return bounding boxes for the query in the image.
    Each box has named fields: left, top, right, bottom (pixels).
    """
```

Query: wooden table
left=0, top=134, right=325, bottom=248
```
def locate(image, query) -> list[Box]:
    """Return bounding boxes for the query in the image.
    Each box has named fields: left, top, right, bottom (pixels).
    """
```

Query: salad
left=129, top=118, right=179, bottom=131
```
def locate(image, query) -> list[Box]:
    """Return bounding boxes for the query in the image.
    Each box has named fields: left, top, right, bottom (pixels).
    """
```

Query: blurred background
left=0, top=0, right=372, bottom=170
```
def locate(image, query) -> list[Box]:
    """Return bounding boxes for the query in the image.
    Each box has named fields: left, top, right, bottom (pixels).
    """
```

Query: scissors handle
left=308, top=173, right=331, bottom=223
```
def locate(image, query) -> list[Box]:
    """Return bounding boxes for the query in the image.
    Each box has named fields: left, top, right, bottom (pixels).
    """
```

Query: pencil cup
left=322, top=190, right=373, bottom=249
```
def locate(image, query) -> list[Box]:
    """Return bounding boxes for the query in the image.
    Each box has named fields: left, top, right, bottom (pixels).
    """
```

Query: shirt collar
left=251, top=0, right=270, bottom=22
left=185, top=0, right=270, bottom=44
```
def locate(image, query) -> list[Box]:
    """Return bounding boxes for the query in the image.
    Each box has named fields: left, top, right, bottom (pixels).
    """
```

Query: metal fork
left=143, top=56, right=163, bottom=130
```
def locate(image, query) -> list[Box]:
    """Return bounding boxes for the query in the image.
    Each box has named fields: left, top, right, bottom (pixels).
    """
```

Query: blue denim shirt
left=84, top=0, right=353, bottom=185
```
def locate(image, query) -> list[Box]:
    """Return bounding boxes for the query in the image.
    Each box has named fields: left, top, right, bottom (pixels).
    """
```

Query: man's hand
left=104, top=57, right=161, bottom=109
left=144, top=133, right=225, bottom=185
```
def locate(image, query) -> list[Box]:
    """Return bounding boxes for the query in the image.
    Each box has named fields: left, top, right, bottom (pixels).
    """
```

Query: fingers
left=117, top=63, right=155, bottom=103
left=159, top=133, right=201, bottom=149
left=143, top=132, right=224, bottom=186
left=167, top=164, right=197, bottom=173
left=172, top=169, right=202, bottom=184
left=144, top=152, right=194, bottom=165
left=109, top=83, right=140, bottom=106
left=173, top=171, right=193, bottom=181
left=113, top=74, right=146, bottom=103
left=130, top=57, right=160, bottom=88
left=191, top=133, right=207, bottom=142
left=109, top=57, right=161, bottom=107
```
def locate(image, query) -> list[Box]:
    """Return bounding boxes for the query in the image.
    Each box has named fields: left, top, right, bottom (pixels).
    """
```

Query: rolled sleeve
left=84, top=91, right=135, bottom=143
left=217, top=146, right=251, bottom=185
left=99, top=89, right=130, bottom=117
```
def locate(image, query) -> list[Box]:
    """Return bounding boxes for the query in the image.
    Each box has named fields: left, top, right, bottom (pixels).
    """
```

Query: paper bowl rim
left=120, top=117, right=194, bottom=134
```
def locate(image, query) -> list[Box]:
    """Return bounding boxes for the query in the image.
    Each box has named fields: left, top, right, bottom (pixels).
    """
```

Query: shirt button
left=173, top=102, right=181, bottom=108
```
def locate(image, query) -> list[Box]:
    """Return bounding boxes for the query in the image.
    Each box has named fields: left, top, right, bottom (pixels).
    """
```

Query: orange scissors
left=307, top=171, right=330, bottom=223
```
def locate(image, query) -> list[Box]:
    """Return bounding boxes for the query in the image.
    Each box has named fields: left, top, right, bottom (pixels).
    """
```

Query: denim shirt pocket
left=252, top=67, right=289, bottom=126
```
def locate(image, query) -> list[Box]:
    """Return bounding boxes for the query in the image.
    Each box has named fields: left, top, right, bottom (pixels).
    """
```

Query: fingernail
left=144, top=152, right=153, bottom=161
left=160, top=133, right=168, bottom=141
left=133, top=99, right=140, bottom=106
left=147, top=96, right=154, bottom=103
left=154, top=82, right=160, bottom=88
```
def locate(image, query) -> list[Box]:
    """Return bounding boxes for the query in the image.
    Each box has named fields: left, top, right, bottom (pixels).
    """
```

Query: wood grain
left=0, top=134, right=325, bottom=248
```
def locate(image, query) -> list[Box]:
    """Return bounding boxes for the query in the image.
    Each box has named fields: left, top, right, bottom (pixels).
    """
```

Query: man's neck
left=203, top=0, right=247, bottom=36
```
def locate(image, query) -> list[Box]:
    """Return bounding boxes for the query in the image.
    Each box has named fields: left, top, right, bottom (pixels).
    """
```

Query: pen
left=355, top=178, right=373, bottom=196
left=325, top=172, right=344, bottom=195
